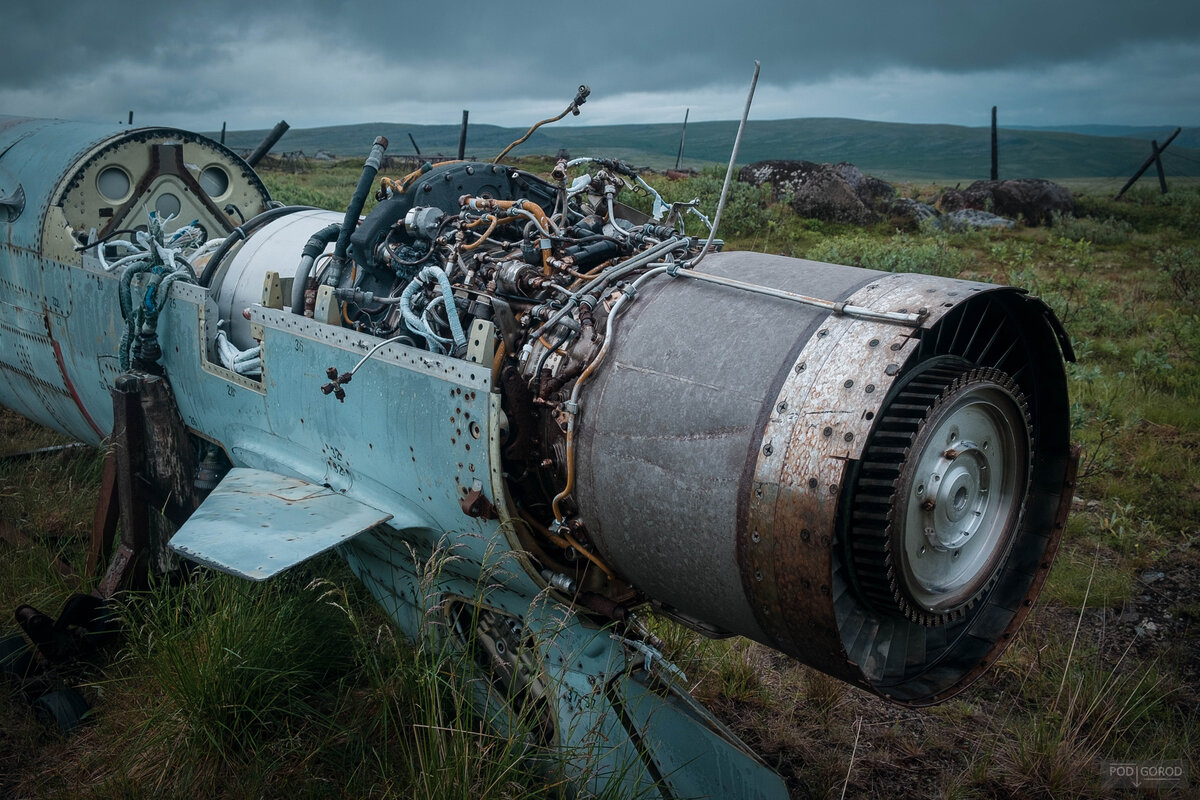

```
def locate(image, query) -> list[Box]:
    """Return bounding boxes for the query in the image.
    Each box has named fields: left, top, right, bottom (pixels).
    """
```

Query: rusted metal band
left=739, top=274, right=995, bottom=686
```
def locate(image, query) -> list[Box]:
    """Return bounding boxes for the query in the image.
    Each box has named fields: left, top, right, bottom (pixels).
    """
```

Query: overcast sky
left=3, top=1, right=1198, bottom=132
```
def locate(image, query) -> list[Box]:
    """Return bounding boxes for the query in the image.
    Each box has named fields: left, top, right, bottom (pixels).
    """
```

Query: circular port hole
left=155, top=193, right=181, bottom=218
left=199, top=166, right=230, bottom=198
left=96, top=166, right=131, bottom=202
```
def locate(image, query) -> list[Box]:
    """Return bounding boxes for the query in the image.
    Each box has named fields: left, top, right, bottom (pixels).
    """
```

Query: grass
left=4, top=167, right=1200, bottom=798
left=2, top=542, right=566, bottom=799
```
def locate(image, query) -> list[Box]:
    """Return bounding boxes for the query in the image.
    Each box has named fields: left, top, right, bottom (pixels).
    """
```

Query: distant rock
left=888, top=197, right=939, bottom=223
left=927, top=209, right=1016, bottom=231
left=938, top=179, right=1073, bottom=226
left=739, top=160, right=886, bottom=225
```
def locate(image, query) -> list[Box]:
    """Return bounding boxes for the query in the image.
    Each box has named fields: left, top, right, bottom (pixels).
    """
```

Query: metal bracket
left=465, top=318, right=496, bottom=367
left=260, top=270, right=292, bottom=310
left=461, top=480, right=498, bottom=519
left=313, top=284, right=341, bottom=325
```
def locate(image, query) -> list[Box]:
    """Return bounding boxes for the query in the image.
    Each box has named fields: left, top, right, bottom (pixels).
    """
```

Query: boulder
left=888, top=197, right=939, bottom=224
left=739, top=160, right=886, bottom=225
left=926, top=209, right=1015, bottom=232
left=938, top=179, right=1073, bottom=226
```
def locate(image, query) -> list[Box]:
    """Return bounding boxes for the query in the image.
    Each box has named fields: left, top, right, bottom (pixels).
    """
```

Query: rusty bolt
left=944, top=448, right=959, bottom=459
left=921, top=498, right=936, bottom=511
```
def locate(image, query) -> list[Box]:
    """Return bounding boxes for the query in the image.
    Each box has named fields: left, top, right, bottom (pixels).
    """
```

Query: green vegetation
left=3, top=166, right=1198, bottom=799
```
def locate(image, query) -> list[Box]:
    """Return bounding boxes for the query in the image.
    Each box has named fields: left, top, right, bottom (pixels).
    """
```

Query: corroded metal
left=741, top=276, right=1071, bottom=704
left=743, top=273, right=960, bottom=687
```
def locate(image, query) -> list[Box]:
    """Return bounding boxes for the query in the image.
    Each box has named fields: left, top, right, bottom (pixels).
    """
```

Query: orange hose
left=537, top=336, right=568, bottom=356
left=491, top=339, right=506, bottom=383
left=550, top=321, right=616, bottom=522
left=517, top=508, right=614, bottom=581
left=461, top=196, right=555, bottom=274
left=462, top=216, right=500, bottom=251
left=391, top=160, right=465, bottom=194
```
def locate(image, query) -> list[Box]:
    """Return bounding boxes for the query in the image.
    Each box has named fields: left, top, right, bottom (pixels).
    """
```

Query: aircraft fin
left=169, top=468, right=393, bottom=580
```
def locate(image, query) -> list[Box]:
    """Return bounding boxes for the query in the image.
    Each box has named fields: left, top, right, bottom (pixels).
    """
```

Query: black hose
left=73, top=228, right=142, bottom=252
left=290, top=223, right=342, bottom=314
left=198, top=205, right=316, bottom=287
left=304, top=223, right=342, bottom=260
left=327, top=136, right=389, bottom=286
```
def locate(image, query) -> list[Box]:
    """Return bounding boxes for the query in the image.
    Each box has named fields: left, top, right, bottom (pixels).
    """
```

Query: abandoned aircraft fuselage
left=0, top=115, right=1075, bottom=798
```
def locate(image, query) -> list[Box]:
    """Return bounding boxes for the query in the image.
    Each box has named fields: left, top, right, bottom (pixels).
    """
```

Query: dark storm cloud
left=2, top=1, right=1197, bottom=127
left=6, top=0, right=1197, bottom=91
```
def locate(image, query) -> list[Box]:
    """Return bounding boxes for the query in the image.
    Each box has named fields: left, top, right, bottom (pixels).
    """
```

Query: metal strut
left=666, top=267, right=926, bottom=326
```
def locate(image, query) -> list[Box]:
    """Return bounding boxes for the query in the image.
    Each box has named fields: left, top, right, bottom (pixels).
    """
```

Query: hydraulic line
left=327, top=136, right=389, bottom=287
left=517, top=508, right=615, bottom=581
left=461, top=197, right=555, bottom=271
left=531, top=236, right=684, bottom=341
left=292, top=222, right=341, bottom=314
left=398, top=265, right=467, bottom=352
left=690, top=61, right=759, bottom=272
left=461, top=216, right=500, bottom=251
left=666, top=269, right=924, bottom=326
left=198, top=205, right=315, bottom=287
left=493, top=85, right=590, bottom=164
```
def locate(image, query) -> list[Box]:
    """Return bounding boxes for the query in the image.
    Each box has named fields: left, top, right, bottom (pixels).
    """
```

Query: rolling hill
left=212, top=117, right=1200, bottom=182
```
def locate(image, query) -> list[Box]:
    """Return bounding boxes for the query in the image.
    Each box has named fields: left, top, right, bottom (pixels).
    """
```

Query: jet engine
left=208, top=150, right=1074, bottom=705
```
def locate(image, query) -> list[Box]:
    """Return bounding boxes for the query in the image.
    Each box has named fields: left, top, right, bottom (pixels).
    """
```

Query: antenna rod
left=675, top=108, right=690, bottom=170
left=690, top=61, right=760, bottom=270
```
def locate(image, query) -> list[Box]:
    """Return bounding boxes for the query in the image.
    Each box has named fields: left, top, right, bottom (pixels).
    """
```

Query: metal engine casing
left=575, top=251, right=1072, bottom=703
